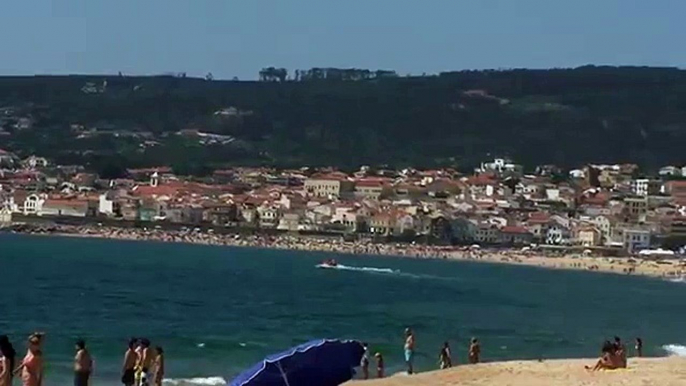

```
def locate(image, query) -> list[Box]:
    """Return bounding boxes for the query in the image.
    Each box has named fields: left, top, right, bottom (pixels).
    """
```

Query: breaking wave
left=163, top=376, right=226, bottom=386
left=662, top=344, right=686, bottom=357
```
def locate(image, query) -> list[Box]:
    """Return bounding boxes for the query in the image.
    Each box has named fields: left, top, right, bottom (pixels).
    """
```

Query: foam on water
left=662, top=344, right=686, bottom=357
left=163, top=376, right=226, bottom=386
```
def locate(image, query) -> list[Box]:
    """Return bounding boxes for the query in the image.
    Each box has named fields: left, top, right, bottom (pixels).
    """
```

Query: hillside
left=1, top=66, right=685, bottom=175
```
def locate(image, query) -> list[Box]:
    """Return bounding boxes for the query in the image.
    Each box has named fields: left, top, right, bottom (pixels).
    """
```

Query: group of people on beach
left=0, top=333, right=165, bottom=386
left=587, top=336, right=643, bottom=371
left=358, top=328, right=482, bottom=380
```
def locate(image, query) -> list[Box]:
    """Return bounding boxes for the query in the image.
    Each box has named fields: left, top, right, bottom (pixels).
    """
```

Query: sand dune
left=347, top=357, right=686, bottom=386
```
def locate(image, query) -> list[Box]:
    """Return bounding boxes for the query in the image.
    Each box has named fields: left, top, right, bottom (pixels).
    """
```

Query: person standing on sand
left=614, top=336, right=627, bottom=368
left=74, top=339, right=93, bottom=386
left=374, top=352, right=384, bottom=378
left=635, top=338, right=643, bottom=357
left=0, top=335, right=17, bottom=386
left=360, top=343, right=370, bottom=379
left=439, top=341, right=452, bottom=369
left=468, top=338, right=481, bottom=364
left=153, top=346, right=164, bottom=386
left=404, top=328, right=415, bottom=375
left=122, top=338, right=137, bottom=386
left=14, top=335, right=43, bottom=386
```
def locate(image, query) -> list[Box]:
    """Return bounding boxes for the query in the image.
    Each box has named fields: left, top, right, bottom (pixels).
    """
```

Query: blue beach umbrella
left=230, top=339, right=365, bottom=386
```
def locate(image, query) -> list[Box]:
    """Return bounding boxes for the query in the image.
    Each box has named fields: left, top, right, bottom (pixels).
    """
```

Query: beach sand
left=347, top=357, right=686, bottom=386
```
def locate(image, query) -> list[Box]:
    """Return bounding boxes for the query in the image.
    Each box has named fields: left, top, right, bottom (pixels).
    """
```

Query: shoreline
left=3, top=223, right=686, bottom=281
left=346, top=357, right=686, bottom=386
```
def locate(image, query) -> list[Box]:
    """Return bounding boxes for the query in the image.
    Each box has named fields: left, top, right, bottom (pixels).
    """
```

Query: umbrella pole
left=276, top=361, right=291, bottom=386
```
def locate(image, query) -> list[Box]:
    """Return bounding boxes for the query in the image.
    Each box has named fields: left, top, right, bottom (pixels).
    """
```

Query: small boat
left=317, top=259, right=338, bottom=269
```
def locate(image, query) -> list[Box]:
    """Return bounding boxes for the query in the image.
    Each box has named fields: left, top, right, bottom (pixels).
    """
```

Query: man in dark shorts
left=122, top=338, right=137, bottom=386
left=74, top=339, right=92, bottom=386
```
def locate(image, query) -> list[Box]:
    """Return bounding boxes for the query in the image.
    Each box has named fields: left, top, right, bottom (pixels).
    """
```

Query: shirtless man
left=122, top=338, right=137, bottom=386
left=404, top=328, right=415, bottom=375
left=74, top=340, right=92, bottom=386
left=136, top=339, right=154, bottom=386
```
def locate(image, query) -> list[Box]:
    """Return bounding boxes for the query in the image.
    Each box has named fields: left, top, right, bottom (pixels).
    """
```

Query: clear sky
left=1, top=0, right=683, bottom=79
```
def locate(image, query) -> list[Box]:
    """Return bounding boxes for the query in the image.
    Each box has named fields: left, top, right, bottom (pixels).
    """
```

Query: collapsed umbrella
left=230, top=339, right=365, bottom=386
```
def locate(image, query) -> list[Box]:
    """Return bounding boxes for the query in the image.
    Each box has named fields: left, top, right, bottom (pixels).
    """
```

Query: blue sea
left=1, top=233, right=686, bottom=385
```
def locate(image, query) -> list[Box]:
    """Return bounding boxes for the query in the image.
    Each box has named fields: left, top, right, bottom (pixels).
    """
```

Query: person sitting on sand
left=439, top=341, right=452, bottom=369
left=586, top=340, right=622, bottom=371
left=468, top=338, right=481, bottom=364
left=374, top=352, right=384, bottom=378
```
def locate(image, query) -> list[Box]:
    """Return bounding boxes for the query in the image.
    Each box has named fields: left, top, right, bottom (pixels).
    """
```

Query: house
left=659, top=166, right=681, bottom=177
left=545, top=223, right=572, bottom=245
left=257, top=204, right=280, bottom=228
left=0, top=206, right=12, bottom=226
left=369, top=212, right=395, bottom=235
left=354, top=179, right=387, bottom=200
left=451, top=217, right=477, bottom=243
left=590, top=215, right=613, bottom=244
left=499, top=226, right=533, bottom=245
left=304, top=173, right=354, bottom=198
left=577, top=226, right=602, bottom=247
left=624, top=197, right=648, bottom=221
left=98, top=192, right=120, bottom=217
left=22, top=194, right=45, bottom=215
left=630, top=179, right=660, bottom=197
left=204, top=204, right=239, bottom=226
left=623, top=227, right=651, bottom=253
left=474, top=224, right=499, bottom=244
left=40, top=199, right=92, bottom=217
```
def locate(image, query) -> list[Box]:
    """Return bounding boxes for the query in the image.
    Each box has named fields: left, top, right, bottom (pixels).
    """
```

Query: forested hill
left=1, top=65, right=685, bottom=175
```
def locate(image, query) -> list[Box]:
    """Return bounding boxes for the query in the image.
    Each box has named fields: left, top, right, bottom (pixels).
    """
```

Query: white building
left=22, top=194, right=45, bottom=215
left=630, top=179, right=660, bottom=197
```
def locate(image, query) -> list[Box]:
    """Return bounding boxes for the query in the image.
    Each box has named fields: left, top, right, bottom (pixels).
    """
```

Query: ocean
left=1, top=233, right=685, bottom=385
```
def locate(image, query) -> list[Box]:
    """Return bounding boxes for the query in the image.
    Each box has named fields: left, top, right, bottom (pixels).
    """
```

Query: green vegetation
left=1, top=66, right=685, bottom=175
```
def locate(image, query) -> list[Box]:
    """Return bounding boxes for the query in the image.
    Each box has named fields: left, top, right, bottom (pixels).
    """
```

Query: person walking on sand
left=468, top=338, right=481, bottom=364
left=404, top=328, right=415, bottom=375
left=74, top=339, right=93, bottom=386
left=14, top=335, right=43, bottom=386
left=153, top=346, right=164, bottom=386
left=374, top=352, right=384, bottom=379
left=635, top=338, right=643, bottom=357
left=0, top=335, right=17, bottom=386
left=122, top=338, right=137, bottom=386
left=439, top=341, right=452, bottom=369
left=360, top=343, right=370, bottom=379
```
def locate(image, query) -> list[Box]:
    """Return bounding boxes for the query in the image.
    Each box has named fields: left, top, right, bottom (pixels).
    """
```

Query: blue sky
left=1, top=0, right=683, bottom=79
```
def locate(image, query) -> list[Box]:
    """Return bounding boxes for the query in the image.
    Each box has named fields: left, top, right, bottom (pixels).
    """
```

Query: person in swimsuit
left=15, top=335, right=43, bottom=386
left=586, top=340, right=621, bottom=371
left=439, top=341, right=452, bottom=369
left=136, top=338, right=154, bottom=386
left=122, top=338, right=138, bottom=386
left=404, top=328, right=415, bottom=375
left=374, top=352, right=384, bottom=379
left=635, top=337, right=643, bottom=357
left=360, top=343, right=370, bottom=379
left=153, top=346, right=164, bottom=386
left=74, top=339, right=92, bottom=386
left=468, top=338, right=481, bottom=364
left=0, top=335, right=17, bottom=386
left=614, top=336, right=627, bottom=368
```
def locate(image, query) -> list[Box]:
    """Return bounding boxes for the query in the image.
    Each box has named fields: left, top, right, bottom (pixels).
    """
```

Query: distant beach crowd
left=0, top=333, right=163, bottom=386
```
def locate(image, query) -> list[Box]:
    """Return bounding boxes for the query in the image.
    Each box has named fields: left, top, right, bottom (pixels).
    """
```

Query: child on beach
left=635, top=338, right=643, bottom=357
left=439, top=341, right=452, bottom=369
left=374, top=352, right=384, bottom=378
left=404, top=328, right=415, bottom=375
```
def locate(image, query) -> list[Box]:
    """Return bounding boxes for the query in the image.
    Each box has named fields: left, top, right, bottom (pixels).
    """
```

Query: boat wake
left=316, top=263, right=398, bottom=274
left=662, top=344, right=686, bottom=357
left=163, top=376, right=226, bottom=385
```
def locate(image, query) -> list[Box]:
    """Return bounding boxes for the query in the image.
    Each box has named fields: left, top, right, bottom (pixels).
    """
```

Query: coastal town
left=1, top=149, right=685, bottom=260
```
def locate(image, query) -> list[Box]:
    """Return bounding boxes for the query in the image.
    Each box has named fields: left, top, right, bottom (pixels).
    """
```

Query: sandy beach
left=347, top=357, right=686, bottom=386
left=3, top=223, right=686, bottom=281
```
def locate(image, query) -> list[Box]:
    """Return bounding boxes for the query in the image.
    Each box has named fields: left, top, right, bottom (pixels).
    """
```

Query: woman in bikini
left=15, top=335, right=43, bottom=386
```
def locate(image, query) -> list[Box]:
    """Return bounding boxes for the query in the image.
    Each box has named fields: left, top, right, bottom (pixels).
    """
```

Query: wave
left=316, top=263, right=399, bottom=274
left=163, top=376, right=226, bottom=386
left=667, top=277, right=686, bottom=284
left=662, top=344, right=686, bottom=357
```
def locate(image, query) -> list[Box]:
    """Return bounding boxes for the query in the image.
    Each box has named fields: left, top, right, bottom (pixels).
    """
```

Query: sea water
left=1, top=233, right=686, bottom=385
